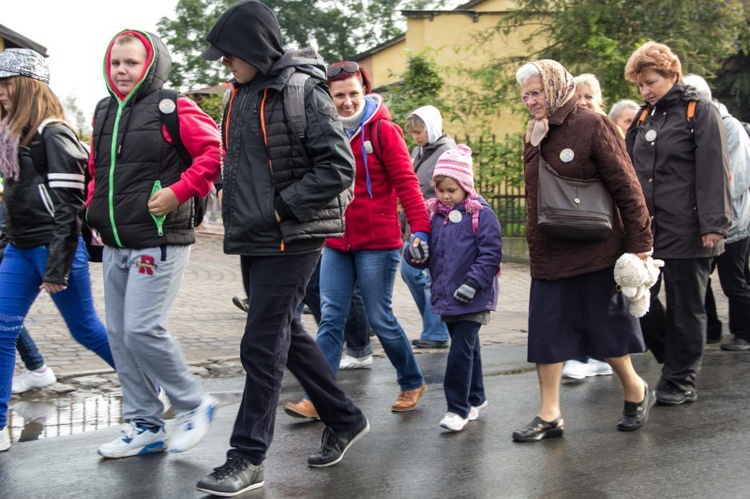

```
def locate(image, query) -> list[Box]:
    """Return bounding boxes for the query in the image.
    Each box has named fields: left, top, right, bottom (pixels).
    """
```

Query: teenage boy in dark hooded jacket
left=196, top=1, right=368, bottom=495
left=87, top=30, right=221, bottom=459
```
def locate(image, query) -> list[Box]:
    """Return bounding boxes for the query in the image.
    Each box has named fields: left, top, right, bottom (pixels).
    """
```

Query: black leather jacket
left=4, top=123, right=87, bottom=284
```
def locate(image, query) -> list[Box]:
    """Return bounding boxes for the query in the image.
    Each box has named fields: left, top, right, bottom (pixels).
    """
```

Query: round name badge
left=448, top=210, right=462, bottom=223
left=645, top=130, right=657, bottom=142
left=559, top=148, right=575, bottom=163
left=158, top=98, right=176, bottom=114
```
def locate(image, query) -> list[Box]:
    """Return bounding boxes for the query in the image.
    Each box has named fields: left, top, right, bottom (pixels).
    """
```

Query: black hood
left=202, top=0, right=284, bottom=75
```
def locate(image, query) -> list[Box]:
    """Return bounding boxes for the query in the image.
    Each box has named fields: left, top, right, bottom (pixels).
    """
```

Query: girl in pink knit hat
left=404, top=144, right=503, bottom=431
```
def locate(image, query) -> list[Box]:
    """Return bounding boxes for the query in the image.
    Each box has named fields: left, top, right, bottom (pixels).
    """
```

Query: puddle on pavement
left=7, top=393, right=123, bottom=443
left=6, top=391, right=241, bottom=443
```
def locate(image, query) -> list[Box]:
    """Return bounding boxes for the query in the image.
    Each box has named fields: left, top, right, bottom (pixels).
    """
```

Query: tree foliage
left=479, top=0, right=747, bottom=112
left=157, top=0, right=453, bottom=90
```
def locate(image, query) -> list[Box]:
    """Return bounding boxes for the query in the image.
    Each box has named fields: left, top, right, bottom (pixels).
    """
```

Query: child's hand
left=454, top=283, right=476, bottom=303
left=148, top=187, right=179, bottom=217
left=409, top=234, right=429, bottom=261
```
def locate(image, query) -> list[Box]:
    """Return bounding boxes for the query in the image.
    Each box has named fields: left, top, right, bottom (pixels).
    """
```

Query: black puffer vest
left=88, top=90, right=195, bottom=249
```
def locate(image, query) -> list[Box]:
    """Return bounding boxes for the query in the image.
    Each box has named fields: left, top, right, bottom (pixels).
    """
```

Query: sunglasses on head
left=326, top=61, right=360, bottom=79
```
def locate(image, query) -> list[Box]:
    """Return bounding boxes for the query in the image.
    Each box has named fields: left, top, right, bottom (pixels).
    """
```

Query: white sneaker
left=169, top=395, right=218, bottom=453
left=468, top=400, right=489, bottom=421
left=97, top=422, right=167, bottom=458
left=440, top=412, right=469, bottom=432
left=12, top=366, right=57, bottom=394
left=0, top=426, right=10, bottom=452
left=587, top=359, right=614, bottom=376
left=339, top=354, right=373, bottom=370
left=562, top=359, right=613, bottom=379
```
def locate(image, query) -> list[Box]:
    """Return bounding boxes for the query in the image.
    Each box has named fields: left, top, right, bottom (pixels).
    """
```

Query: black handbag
left=536, top=150, right=614, bottom=241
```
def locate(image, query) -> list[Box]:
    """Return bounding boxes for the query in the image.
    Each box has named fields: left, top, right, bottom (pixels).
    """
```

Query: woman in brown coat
left=512, top=59, right=655, bottom=442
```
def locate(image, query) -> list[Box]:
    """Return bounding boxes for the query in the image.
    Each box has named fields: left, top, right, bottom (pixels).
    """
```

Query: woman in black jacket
left=624, top=41, right=732, bottom=405
left=0, top=49, right=114, bottom=451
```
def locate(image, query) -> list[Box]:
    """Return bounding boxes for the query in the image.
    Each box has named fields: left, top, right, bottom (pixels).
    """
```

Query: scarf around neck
left=524, top=59, right=576, bottom=146
left=0, top=116, right=21, bottom=182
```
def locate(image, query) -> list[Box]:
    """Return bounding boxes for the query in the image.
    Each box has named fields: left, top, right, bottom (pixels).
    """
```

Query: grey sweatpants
left=102, top=244, right=203, bottom=427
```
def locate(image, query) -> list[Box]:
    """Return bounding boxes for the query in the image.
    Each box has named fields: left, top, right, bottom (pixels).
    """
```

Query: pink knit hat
left=427, top=144, right=483, bottom=232
left=432, top=144, right=477, bottom=199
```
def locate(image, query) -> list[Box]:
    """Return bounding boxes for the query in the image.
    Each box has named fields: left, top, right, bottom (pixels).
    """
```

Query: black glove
left=454, top=283, right=477, bottom=303
left=408, top=234, right=429, bottom=260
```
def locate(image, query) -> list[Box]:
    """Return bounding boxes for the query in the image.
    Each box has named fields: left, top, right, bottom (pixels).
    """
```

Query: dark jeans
left=444, top=320, right=485, bottom=420
left=714, top=238, right=750, bottom=341
left=303, top=256, right=373, bottom=358
left=15, top=326, right=44, bottom=371
left=229, top=251, right=363, bottom=465
left=639, top=257, right=712, bottom=391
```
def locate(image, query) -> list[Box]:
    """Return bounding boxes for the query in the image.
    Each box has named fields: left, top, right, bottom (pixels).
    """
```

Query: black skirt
left=527, top=266, right=645, bottom=363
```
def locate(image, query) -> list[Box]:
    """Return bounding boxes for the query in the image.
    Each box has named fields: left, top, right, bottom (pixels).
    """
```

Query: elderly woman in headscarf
left=512, top=59, right=655, bottom=442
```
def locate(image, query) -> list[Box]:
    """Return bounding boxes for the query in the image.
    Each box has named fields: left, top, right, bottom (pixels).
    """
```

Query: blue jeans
left=0, top=239, right=113, bottom=427
left=317, top=247, right=424, bottom=391
left=302, top=256, right=372, bottom=358
left=16, top=327, right=45, bottom=371
left=400, top=242, right=449, bottom=342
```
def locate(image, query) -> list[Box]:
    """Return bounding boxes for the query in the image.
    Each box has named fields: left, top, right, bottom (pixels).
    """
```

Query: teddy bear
left=614, top=253, right=665, bottom=318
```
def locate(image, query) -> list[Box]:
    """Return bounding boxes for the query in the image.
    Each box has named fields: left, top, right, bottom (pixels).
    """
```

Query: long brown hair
left=1, top=76, right=66, bottom=146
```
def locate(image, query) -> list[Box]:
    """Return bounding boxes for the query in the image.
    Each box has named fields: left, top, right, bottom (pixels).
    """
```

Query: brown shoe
left=284, top=398, right=320, bottom=420
left=391, top=383, right=427, bottom=412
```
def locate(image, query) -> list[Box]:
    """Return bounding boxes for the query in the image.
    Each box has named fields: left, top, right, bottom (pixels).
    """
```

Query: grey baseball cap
left=0, top=48, right=50, bottom=84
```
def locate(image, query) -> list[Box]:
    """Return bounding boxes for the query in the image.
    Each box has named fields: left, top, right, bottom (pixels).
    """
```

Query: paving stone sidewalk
left=16, top=233, right=727, bottom=378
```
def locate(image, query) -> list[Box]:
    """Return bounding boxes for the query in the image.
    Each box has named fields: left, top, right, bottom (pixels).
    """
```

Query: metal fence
left=463, top=134, right=527, bottom=237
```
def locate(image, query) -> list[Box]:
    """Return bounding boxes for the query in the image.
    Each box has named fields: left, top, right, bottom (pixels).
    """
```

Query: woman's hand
left=701, top=232, right=724, bottom=250
left=40, top=282, right=67, bottom=294
left=635, top=252, right=650, bottom=261
left=148, top=187, right=180, bottom=217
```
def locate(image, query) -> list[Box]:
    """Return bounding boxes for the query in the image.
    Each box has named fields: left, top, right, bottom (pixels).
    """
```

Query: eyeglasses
left=521, top=89, right=544, bottom=103
left=326, top=61, right=360, bottom=79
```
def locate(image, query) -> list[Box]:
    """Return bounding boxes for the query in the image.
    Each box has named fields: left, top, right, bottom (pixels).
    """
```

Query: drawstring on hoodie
left=359, top=126, right=373, bottom=198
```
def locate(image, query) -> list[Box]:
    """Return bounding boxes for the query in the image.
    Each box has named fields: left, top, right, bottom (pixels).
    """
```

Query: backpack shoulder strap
left=159, top=89, right=192, bottom=167
left=686, top=100, right=697, bottom=124
left=636, top=107, right=649, bottom=126
left=283, top=71, right=311, bottom=141
left=372, top=119, right=383, bottom=162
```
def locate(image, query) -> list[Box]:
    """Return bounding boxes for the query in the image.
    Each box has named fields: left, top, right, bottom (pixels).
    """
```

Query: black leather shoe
left=232, top=296, right=249, bottom=313
left=721, top=337, right=750, bottom=351
left=308, top=418, right=370, bottom=467
left=512, top=415, right=564, bottom=442
left=656, top=385, right=697, bottom=405
left=411, top=339, right=449, bottom=349
left=617, top=382, right=656, bottom=431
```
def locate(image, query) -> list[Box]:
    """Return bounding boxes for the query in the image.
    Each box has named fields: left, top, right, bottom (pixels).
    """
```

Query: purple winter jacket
left=404, top=196, right=502, bottom=316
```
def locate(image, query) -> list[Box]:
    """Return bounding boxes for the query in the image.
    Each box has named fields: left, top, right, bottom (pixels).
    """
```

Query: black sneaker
left=720, top=337, right=750, bottom=351
left=308, top=418, right=370, bottom=468
left=656, top=385, right=697, bottom=405
left=196, top=457, right=263, bottom=497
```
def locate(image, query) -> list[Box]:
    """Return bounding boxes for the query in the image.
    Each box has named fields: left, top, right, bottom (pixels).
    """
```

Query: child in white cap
left=403, top=144, right=503, bottom=431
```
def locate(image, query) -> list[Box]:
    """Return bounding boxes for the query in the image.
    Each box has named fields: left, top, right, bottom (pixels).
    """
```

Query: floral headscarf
left=524, top=59, right=576, bottom=146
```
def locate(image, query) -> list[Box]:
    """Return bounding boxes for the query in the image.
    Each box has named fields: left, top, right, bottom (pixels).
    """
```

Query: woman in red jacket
left=286, top=62, right=430, bottom=416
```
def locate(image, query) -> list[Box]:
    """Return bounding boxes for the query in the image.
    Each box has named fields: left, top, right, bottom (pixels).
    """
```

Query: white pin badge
left=159, top=98, right=176, bottom=114
left=559, top=148, right=575, bottom=163
left=449, top=210, right=462, bottom=223
left=364, top=141, right=373, bottom=154
left=645, top=130, right=657, bottom=142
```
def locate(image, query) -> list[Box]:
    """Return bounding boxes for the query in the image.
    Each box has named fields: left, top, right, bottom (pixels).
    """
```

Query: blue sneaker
left=97, top=422, right=167, bottom=458
left=169, top=396, right=218, bottom=453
